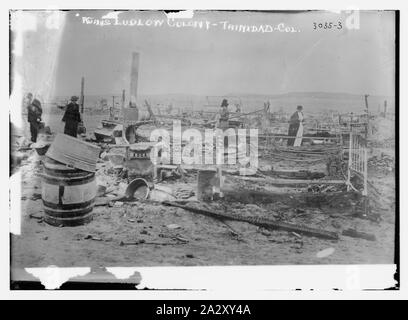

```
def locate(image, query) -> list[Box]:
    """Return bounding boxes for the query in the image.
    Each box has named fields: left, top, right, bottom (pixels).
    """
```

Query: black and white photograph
left=6, top=6, right=400, bottom=294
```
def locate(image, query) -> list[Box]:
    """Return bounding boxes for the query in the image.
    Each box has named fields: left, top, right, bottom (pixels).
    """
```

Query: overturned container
left=45, top=133, right=100, bottom=172
left=125, top=178, right=150, bottom=201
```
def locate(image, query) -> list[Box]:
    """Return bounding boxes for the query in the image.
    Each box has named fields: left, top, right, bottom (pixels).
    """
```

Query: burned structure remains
left=9, top=10, right=397, bottom=286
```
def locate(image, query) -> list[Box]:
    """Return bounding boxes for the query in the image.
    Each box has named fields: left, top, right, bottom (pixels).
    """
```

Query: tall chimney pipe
left=129, top=52, right=139, bottom=108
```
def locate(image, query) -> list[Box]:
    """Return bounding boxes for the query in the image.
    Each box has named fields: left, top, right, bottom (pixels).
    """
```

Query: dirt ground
left=10, top=110, right=396, bottom=268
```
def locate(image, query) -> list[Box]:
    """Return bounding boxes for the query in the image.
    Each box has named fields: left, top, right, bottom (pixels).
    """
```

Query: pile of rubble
left=325, top=153, right=346, bottom=178
left=368, top=138, right=395, bottom=149
left=368, top=117, right=394, bottom=141
left=368, top=153, right=395, bottom=173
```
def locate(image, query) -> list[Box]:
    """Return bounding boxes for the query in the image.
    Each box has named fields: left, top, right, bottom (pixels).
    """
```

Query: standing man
left=27, top=98, right=42, bottom=143
left=287, top=105, right=304, bottom=146
left=218, top=99, right=230, bottom=130
left=62, top=96, right=82, bottom=137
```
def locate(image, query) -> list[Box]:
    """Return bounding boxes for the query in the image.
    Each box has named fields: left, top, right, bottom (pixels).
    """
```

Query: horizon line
left=51, top=90, right=396, bottom=98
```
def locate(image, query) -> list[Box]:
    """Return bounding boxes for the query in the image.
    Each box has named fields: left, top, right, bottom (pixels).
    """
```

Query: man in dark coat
left=287, top=105, right=304, bottom=146
left=218, top=99, right=229, bottom=130
left=27, top=98, right=42, bottom=142
left=62, top=96, right=81, bottom=137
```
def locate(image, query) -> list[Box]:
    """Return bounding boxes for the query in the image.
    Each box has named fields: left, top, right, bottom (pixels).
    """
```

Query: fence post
left=347, top=131, right=353, bottom=191
left=363, top=148, right=368, bottom=196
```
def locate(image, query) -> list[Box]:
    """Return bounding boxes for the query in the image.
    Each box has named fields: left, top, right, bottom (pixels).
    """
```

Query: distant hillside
left=51, top=91, right=395, bottom=114
left=228, top=91, right=394, bottom=101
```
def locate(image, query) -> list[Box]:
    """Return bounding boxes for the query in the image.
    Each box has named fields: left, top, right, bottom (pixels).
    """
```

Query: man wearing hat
left=62, top=96, right=82, bottom=137
left=287, top=105, right=304, bottom=146
left=218, top=99, right=230, bottom=130
left=27, top=98, right=42, bottom=143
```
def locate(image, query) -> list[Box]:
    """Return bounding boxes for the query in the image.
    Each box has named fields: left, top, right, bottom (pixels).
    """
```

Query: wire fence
left=347, top=130, right=368, bottom=196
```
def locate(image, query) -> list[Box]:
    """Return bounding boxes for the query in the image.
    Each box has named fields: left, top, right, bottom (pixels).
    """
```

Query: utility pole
left=364, top=94, right=369, bottom=113
left=384, top=100, right=387, bottom=117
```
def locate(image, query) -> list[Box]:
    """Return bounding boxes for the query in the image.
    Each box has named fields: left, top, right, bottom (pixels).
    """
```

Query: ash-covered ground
left=10, top=109, right=396, bottom=267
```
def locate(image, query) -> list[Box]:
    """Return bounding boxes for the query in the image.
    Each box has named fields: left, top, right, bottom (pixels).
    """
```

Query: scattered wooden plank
left=221, top=187, right=360, bottom=208
left=119, top=240, right=185, bottom=246
left=342, top=228, right=376, bottom=241
left=228, top=176, right=345, bottom=186
left=163, top=201, right=339, bottom=240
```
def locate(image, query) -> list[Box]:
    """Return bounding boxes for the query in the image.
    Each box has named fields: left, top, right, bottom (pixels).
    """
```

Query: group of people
left=25, top=94, right=304, bottom=146
left=25, top=94, right=82, bottom=143
left=217, top=99, right=304, bottom=147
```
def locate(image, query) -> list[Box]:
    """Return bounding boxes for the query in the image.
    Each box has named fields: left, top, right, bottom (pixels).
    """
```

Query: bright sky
left=15, top=10, right=396, bottom=97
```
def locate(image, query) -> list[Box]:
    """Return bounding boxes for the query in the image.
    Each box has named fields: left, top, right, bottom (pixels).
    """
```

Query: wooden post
left=364, top=94, right=369, bottom=111
left=125, top=146, right=130, bottom=183
left=110, top=96, right=115, bottom=120
left=384, top=100, right=387, bottom=117
left=364, top=94, right=369, bottom=147
left=213, top=129, right=224, bottom=198
left=121, top=90, right=126, bottom=137
left=363, top=148, right=368, bottom=197
left=80, top=77, right=85, bottom=113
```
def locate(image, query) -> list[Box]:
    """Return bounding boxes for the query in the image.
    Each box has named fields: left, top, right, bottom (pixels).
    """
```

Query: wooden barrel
left=41, top=157, right=96, bottom=227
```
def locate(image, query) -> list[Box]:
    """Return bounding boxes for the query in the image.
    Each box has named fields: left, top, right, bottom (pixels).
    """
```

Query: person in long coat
left=27, top=98, right=42, bottom=142
left=62, top=96, right=81, bottom=137
left=218, top=99, right=230, bottom=130
left=287, top=105, right=304, bottom=146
